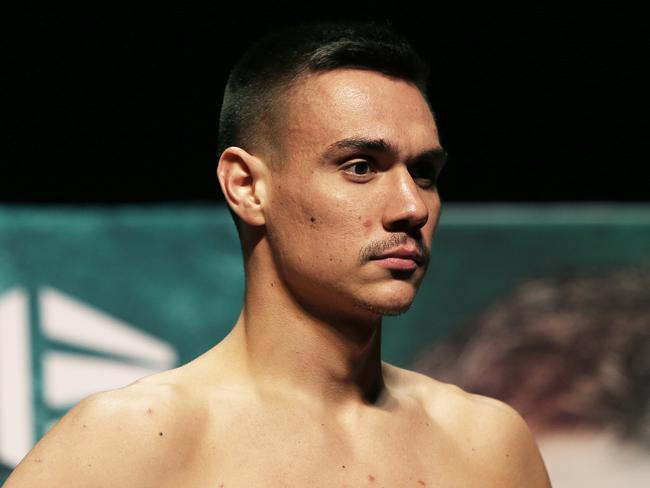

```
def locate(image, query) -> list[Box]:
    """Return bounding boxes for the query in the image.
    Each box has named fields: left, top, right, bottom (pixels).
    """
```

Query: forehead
left=277, top=69, right=440, bottom=161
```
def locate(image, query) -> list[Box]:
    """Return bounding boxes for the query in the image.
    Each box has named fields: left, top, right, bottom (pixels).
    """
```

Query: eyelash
left=411, top=164, right=439, bottom=188
left=343, top=161, right=375, bottom=177
left=342, top=160, right=438, bottom=188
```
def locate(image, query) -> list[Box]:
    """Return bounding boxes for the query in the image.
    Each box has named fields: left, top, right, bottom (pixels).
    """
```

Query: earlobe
left=217, top=147, right=267, bottom=226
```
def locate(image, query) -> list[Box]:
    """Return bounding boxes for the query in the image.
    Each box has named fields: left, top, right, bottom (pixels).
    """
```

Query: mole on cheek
left=310, top=216, right=316, bottom=224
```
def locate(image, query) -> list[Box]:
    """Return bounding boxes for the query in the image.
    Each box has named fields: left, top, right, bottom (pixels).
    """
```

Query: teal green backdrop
left=1, top=204, right=649, bottom=481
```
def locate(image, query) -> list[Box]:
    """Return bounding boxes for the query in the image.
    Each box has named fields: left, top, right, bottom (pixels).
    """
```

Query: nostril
left=386, top=213, right=428, bottom=232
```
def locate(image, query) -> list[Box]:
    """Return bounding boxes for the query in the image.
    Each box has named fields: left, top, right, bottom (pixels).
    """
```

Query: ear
left=217, top=147, right=269, bottom=227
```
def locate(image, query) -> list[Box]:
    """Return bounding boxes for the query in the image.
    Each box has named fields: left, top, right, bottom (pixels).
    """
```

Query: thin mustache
left=359, top=234, right=430, bottom=265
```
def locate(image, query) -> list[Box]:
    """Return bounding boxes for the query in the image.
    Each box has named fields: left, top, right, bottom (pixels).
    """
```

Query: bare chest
left=166, top=407, right=498, bottom=488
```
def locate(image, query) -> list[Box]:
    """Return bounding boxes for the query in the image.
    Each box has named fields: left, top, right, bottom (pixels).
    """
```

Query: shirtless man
left=5, top=21, right=551, bottom=487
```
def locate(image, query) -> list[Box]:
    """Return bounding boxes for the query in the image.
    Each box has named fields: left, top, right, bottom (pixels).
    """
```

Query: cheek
left=297, top=187, right=358, bottom=230
left=424, top=196, right=442, bottom=237
left=307, top=206, right=368, bottom=264
left=269, top=181, right=374, bottom=264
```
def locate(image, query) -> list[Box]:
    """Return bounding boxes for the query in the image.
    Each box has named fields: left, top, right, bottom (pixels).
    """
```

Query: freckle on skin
left=418, top=480, right=426, bottom=486
left=159, top=432, right=163, bottom=436
left=368, top=474, right=375, bottom=481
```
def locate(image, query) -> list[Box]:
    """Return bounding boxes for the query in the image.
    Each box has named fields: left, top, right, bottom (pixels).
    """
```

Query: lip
left=369, top=247, right=424, bottom=270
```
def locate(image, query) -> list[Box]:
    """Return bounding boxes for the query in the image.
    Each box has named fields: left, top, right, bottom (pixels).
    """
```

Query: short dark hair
left=217, top=19, right=431, bottom=159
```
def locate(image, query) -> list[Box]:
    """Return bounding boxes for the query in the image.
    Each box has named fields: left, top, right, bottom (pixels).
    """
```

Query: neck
left=215, top=241, right=387, bottom=413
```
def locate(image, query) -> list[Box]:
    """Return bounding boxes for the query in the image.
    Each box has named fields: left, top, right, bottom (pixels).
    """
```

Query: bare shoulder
left=386, top=364, right=551, bottom=487
left=5, top=371, right=206, bottom=488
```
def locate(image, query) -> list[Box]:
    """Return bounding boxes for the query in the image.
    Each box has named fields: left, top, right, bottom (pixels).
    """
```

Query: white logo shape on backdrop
left=0, top=287, right=177, bottom=467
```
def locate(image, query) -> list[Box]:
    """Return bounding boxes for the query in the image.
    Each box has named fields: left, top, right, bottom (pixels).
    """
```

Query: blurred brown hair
left=413, top=264, right=650, bottom=446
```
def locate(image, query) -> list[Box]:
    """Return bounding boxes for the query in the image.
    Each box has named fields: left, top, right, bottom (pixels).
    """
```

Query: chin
left=353, top=286, right=416, bottom=317
left=355, top=298, right=414, bottom=317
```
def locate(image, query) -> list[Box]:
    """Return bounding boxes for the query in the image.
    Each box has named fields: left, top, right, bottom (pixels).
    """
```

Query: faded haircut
left=218, top=19, right=430, bottom=160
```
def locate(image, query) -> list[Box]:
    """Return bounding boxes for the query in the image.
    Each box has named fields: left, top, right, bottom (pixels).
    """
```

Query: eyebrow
left=322, top=137, right=398, bottom=160
left=322, top=136, right=448, bottom=170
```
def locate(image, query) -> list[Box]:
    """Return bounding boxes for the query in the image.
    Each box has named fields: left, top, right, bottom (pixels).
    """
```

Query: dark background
left=3, top=3, right=647, bottom=203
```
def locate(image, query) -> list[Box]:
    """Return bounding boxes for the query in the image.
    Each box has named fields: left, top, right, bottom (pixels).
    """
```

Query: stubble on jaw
left=352, top=295, right=414, bottom=317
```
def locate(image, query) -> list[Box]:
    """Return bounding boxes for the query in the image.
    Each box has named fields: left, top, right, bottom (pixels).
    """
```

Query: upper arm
left=416, top=377, right=551, bottom=488
left=473, top=395, right=552, bottom=488
left=4, top=385, right=190, bottom=488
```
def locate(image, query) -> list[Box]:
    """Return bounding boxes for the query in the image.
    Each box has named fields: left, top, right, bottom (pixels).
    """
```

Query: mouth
left=369, top=247, right=425, bottom=271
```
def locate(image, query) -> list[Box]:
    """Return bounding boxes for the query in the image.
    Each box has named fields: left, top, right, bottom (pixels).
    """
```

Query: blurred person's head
left=413, top=265, right=650, bottom=486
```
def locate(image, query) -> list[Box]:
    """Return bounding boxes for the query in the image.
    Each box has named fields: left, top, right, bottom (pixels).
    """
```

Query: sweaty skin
left=5, top=70, right=551, bottom=488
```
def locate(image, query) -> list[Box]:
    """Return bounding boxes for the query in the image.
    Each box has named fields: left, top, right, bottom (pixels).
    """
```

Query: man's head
left=217, top=20, right=446, bottom=319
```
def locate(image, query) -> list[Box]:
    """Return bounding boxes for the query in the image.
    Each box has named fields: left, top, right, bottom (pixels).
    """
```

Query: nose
left=382, top=166, right=430, bottom=232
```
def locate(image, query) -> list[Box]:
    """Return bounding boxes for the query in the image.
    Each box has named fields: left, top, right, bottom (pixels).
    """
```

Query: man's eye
left=410, top=164, right=438, bottom=188
left=344, top=161, right=373, bottom=176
